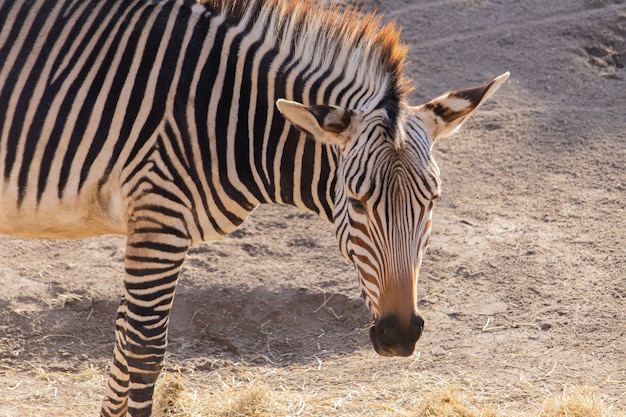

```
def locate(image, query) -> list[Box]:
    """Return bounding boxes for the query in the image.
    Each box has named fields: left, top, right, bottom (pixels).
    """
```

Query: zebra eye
left=348, top=197, right=366, bottom=213
left=428, top=194, right=440, bottom=209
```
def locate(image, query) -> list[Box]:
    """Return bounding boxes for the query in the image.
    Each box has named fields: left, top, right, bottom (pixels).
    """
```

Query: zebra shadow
left=2, top=284, right=370, bottom=372
left=166, top=284, right=372, bottom=367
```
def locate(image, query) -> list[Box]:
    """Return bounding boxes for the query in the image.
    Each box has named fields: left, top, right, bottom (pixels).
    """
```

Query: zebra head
left=277, top=72, right=508, bottom=357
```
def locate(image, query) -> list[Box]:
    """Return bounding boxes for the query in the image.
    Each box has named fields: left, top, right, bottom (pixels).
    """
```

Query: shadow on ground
left=0, top=283, right=372, bottom=373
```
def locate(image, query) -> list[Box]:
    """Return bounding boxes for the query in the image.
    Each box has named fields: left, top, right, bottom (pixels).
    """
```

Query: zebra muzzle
left=370, top=313, right=424, bottom=357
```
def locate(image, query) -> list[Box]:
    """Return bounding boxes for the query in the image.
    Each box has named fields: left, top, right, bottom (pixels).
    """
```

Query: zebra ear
left=276, top=99, right=354, bottom=149
left=415, top=72, right=509, bottom=143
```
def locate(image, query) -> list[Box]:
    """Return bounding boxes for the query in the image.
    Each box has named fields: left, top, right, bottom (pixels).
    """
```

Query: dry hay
left=416, top=387, right=501, bottom=417
left=0, top=360, right=620, bottom=417
left=154, top=367, right=275, bottom=417
left=148, top=360, right=621, bottom=417
left=539, top=386, right=615, bottom=417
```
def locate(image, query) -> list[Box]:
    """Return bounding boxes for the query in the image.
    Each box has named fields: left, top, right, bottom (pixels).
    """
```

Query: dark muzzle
left=370, top=313, right=424, bottom=357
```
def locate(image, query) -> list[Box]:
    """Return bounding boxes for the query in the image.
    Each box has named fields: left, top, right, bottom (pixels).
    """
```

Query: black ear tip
left=309, top=104, right=351, bottom=134
left=450, top=86, right=488, bottom=106
left=450, top=72, right=510, bottom=106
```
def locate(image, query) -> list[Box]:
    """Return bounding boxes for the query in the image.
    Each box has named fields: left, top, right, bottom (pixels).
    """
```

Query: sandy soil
left=1, top=0, right=625, bottom=415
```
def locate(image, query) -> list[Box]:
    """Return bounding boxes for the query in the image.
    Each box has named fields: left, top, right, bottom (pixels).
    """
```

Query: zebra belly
left=0, top=183, right=127, bottom=239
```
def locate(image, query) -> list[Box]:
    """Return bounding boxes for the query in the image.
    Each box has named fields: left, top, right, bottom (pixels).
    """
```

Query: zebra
left=0, top=0, right=508, bottom=415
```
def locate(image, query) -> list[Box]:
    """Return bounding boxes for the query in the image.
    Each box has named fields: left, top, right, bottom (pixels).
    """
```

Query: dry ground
left=1, top=0, right=625, bottom=416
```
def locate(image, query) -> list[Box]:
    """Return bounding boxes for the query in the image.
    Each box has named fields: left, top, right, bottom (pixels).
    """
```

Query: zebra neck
left=260, top=129, right=340, bottom=223
left=208, top=0, right=403, bottom=223
left=185, top=0, right=406, bottom=227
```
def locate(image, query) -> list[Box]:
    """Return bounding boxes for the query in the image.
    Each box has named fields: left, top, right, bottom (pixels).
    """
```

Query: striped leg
left=101, top=219, right=190, bottom=417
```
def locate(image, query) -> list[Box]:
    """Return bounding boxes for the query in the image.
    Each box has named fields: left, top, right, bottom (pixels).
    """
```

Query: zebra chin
left=369, top=314, right=424, bottom=357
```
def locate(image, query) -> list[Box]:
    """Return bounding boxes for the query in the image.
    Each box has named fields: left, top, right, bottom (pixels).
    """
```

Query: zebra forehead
left=344, top=119, right=435, bottom=169
left=345, top=150, right=439, bottom=201
left=391, top=164, right=440, bottom=200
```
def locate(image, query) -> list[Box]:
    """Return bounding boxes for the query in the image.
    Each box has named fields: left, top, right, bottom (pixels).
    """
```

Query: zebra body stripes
left=0, top=0, right=508, bottom=415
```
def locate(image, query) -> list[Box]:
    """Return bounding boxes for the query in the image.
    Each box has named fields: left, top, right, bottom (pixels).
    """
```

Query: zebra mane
left=196, top=0, right=411, bottom=119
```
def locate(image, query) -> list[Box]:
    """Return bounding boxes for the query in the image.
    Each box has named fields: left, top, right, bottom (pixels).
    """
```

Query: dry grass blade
left=44, top=292, right=82, bottom=309
left=539, top=386, right=614, bottom=417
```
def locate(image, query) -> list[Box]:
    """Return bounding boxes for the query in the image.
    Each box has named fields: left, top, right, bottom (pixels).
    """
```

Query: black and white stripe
left=1, top=0, right=508, bottom=415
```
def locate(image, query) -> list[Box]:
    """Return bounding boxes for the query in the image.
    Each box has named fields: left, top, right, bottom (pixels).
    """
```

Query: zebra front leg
left=101, top=221, right=190, bottom=417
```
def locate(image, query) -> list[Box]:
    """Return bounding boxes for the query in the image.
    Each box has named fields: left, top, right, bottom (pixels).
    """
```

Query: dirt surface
left=1, top=0, right=625, bottom=415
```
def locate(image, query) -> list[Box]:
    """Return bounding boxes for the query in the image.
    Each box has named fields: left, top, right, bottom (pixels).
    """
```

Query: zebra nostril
left=411, top=314, right=425, bottom=339
left=373, top=313, right=423, bottom=354
left=371, top=315, right=414, bottom=356
left=375, top=314, right=401, bottom=345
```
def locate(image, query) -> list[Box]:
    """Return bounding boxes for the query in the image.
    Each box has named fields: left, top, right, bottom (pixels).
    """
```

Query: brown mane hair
left=195, top=0, right=411, bottom=118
